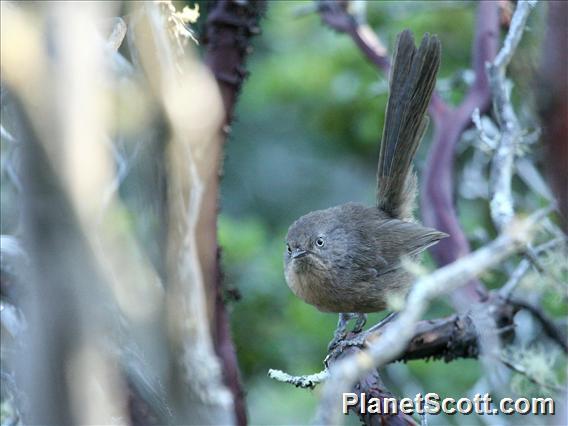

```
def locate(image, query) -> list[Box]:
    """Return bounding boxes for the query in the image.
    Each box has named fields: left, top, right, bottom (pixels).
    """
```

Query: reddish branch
left=204, top=0, right=265, bottom=124
left=319, top=1, right=501, bottom=309
left=422, top=2, right=499, bottom=307
left=202, top=2, right=266, bottom=425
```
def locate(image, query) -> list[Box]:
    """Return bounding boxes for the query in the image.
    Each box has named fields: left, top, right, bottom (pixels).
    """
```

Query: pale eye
left=286, top=244, right=292, bottom=255
left=315, top=237, right=325, bottom=248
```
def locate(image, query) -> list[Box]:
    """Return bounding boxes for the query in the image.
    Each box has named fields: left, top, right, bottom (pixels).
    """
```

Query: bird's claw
left=327, top=312, right=367, bottom=351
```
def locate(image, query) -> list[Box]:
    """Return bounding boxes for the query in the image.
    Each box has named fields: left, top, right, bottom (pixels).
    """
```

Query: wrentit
left=283, top=31, right=447, bottom=325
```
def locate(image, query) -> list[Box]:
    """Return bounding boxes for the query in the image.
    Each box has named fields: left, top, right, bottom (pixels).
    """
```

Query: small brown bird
left=283, top=30, right=447, bottom=343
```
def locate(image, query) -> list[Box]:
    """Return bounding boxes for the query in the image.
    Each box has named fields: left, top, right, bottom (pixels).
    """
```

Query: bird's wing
left=369, top=218, right=448, bottom=271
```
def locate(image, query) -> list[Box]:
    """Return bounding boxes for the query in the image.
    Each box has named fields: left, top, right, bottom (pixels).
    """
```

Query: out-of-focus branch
left=315, top=210, right=543, bottom=425
left=499, top=354, right=564, bottom=393
left=202, top=2, right=266, bottom=425
left=317, top=0, right=389, bottom=72
left=104, top=17, right=127, bottom=51
left=536, top=1, right=568, bottom=232
left=422, top=1, right=500, bottom=308
left=488, top=0, right=537, bottom=231
left=499, top=237, right=563, bottom=298
left=204, top=0, right=265, bottom=124
left=2, top=3, right=134, bottom=423
left=132, top=3, right=235, bottom=424
left=11, top=99, right=80, bottom=425
left=508, top=298, right=568, bottom=354
left=317, top=0, right=448, bottom=114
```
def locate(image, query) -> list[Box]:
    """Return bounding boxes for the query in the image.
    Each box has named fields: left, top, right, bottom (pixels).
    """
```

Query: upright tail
left=377, top=30, right=441, bottom=219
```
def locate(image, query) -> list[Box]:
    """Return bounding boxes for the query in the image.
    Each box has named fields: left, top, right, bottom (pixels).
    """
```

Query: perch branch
left=315, top=209, right=544, bottom=425
left=269, top=296, right=517, bottom=390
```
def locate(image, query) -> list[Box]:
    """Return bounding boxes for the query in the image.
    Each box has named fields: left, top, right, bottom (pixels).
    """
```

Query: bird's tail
left=377, top=30, right=441, bottom=219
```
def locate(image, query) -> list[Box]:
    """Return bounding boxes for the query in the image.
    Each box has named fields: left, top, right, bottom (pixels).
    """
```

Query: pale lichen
left=156, top=1, right=200, bottom=53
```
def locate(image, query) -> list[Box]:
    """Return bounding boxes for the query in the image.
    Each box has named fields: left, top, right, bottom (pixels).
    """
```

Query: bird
left=283, top=30, right=447, bottom=347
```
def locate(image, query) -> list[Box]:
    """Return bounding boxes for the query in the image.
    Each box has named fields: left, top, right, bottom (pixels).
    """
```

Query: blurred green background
left=209, top=1, right=554, bottom=425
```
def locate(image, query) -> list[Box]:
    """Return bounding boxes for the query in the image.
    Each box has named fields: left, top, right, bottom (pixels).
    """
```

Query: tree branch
left=508, top=298, right=568, bottom=354
left=268, top=368, right=329, bottom=389
left=269, top=295, right=517, bottom=388
left=421, top=1, right=500, bottom=308
left=203, top=2, right=266, bottom=424
left=536, top=0, right=568, bottom=232
left=488, top=0, right=537, bottom=231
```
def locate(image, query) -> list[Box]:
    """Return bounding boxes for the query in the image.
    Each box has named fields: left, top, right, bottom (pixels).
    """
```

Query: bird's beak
left=292, top=249, right=308, bottom=259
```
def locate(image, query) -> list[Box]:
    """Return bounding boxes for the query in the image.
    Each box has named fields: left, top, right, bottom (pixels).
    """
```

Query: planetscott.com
left=342, top=392, right=555, bottom=416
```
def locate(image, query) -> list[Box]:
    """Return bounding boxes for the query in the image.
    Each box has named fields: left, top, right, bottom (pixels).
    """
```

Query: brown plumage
left=283, top=30, right=447, bottom=315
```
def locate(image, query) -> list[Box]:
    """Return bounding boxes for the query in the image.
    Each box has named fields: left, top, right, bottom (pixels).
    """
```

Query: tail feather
left=377, top=30, right=441, bottom=219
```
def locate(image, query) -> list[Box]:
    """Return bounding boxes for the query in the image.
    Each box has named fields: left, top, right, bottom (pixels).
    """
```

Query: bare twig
left=500, top=259, right=532, bottom=299
left=105, top=17, right=127, bottom=51
left=488, top=0, right=537, bottom=231
left=268, top=368, right=329, bottom=389
left=499, top=237, right=564, bottom=298
left=317, top=0, right=389, bottom=72
left=316, top=0, right=449, bottom=116
left=507, top=298, right=568, bottom=354
left=499, top=354, right=564, bottom=393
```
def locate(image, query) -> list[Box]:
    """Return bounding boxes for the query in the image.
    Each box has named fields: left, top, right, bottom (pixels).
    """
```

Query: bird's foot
left=352, top=313, right=367, bottom=333
left=327, top=313, right=351, bottom=351
left=327, top=312, right=397, bottom=355
left=326, top=332, right=369, bottom=363
left=327, top=313, right=367, bottom=351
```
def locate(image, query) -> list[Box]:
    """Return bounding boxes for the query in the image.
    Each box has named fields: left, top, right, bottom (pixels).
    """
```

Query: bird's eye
left=286, top=244, right=292, bottom=254
left=315, top=237, right=325, bottom=247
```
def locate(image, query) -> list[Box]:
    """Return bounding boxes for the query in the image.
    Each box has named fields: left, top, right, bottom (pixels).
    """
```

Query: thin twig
left=500, top=259, right=531, bottom=299
left=488, top=0, right=537, bottom=231
left=267, top=368, right=329, bottom=389
left=499, top=237, right=564, bottom=298
left=507, top=298, right=568, bottom=354
left=106, top=17, right=127, bottom=51
left=499, top=354, right=564, bottom=393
